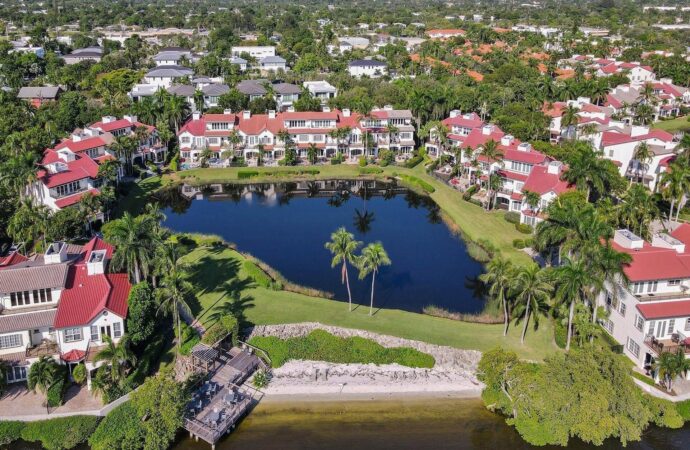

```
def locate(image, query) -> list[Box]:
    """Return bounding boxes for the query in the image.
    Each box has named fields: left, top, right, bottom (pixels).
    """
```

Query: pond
left=158, top=180, right=487, bottom=314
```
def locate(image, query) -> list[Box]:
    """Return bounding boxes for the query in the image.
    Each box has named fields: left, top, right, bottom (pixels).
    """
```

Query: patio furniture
left=224, top=392, right=237, bottom=405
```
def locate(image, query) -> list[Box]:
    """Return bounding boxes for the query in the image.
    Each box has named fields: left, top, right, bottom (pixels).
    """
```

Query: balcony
left=644, top=333, right=690, bottom=356
left=26, top=339, right=59, bottom=359
left=634, top=290, right=690, bottom=302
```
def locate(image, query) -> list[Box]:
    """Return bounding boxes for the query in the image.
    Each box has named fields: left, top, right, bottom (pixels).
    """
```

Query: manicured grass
left=170, top=164, right=531, bottom=265
left=249, top=329, right=436, bottom=368
left=181, top=246, right=558, bottom=361
left=114, top=176, right=168, bottom=218
left=652, top=116, right=690, bottom=133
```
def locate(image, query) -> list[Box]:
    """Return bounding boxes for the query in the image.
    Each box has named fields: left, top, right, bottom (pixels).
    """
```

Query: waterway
left=159, top=180, right=486, bottom=314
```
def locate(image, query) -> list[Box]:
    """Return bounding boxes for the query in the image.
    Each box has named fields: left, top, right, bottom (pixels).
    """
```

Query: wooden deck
left=184, top=347, right=264, bottom=448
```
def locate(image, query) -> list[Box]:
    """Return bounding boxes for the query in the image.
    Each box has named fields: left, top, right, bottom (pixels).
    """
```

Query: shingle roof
left=0, top=263, right=70, bottom=293
left=236, top=80, right=267, bottom=96
left=0, top=309, right=57, bottom=334
left=273, top=83, right=301, bottom=95
left=145, top=65, right=194, bottom=77
left=17, top=86, right=60, bottom=99
left=202, top=83, right=230, bottom=96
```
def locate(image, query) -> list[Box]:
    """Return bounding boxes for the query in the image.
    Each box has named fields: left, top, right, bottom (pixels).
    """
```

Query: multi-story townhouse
left=62, top=46, right=103, bottom=65
left=303, top=81, right=338, bottom=104
left=273, top=83, right=302, bottom=110
left=259, top=55, right=287, bottom=72
left=598, top=226, right=690, bottom=378
left=143, top=65, right=194, bottom=88
left=177, top=106, right=415, bottom=165
left=0, top=238, right=130, bottom=388
left=231, top=46, right=276, bottom=59
left=348, top=59, right=388, bottom=78
left=31, top=116, right=163, bottom=212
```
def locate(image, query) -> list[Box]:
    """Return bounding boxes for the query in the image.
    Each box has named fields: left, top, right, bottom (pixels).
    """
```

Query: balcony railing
left=644, top=334, right=690, bottom=355
left=26, top=340, right=59, bottom=358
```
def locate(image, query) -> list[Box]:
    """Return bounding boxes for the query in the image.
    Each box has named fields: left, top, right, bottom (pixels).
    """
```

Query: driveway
left=0, top=384, right=103, bottom=418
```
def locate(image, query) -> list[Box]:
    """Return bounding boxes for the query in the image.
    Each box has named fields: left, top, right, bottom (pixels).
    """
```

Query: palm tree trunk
left=175, top=307, right=181, bottom=355
left=134, top=261, right=141, bottom=284
left=502, top=292, right=509, bottom=336
left=676, top=195, right=686, bottom=221
left=344, top=262, right=353, bottom=312
left=670, top=198, right=676, bottom=225
left=521, top=296, right=531, bottom=344
left=369, top=271, right=376, bottom=316
left=566, top=299, right=575, bottom=351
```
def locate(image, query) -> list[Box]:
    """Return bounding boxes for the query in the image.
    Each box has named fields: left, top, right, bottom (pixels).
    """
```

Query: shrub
left=89, top=402, right=143, bottom=450
left=405, top=155, right=424, bottom=168
left=249, top=329, right=435, bottom=368
left=400, top=174, right=435, bottom=193
left=554, top=319, right=567, bottom=349
left=512, top=239, right=525, bottom=249
left=238, top=170, right=259, bottom=179
left=72, top=363, right=87, bottom=385
left=524, top=238, right=534, bottom=248
left=358, top=167, right=383, bottom=175
left=462, top=185, right=478, bottom=201
left=378, top=149, right=394, bottom=166
left=169, top=153, right=179, bottom=171
left=177, top=322, right=200, bottom=356
left=644, top=395, right=685, bottom=429
left=0, top=421, right=25, bottom=446
left=47, top=365, right=68, bottom=407
left=515, top=223, right=534, bottom=234
left=358, top=156, right=367, bottom=167
left=252, top=369, right=270, bottom=388
left=202, top=314, right=239, bottom=347
left=676, top=399, right=690, bottom=421
left=243, top=260, right=272, bottom=288
left=466, top=241, right=491, bottom=263
left=504, top=211, right=520, bottom=224
left=21, top=416, right=99, bottom=450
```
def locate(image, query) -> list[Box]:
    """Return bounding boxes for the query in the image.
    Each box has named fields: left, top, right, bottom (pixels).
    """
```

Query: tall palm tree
left=561, top=145, right=617, bottom=202
left=307, top=143, right=318, bottom=165
left=157, top=266, right=193, bottom=355
left=659, top=163, right=690, bottom=223
left=523, top=190, right=542, bottom=216
left=510, top=264, right=552, bottom=344
left=324, top=227, right=362, bottom=311
left=553, top=257, right=591, bottom=351
left=165, top=94, right=191, bottom=134
left=561, top=104, right=579, bottom=140
left=355, top=98, right=374, bottom=158
left=617, top=184, right=659, bottom=239
left=631, top=142, right=653, bottom=184
left=480, top=257, right=514, bottom=336
left=193, top=89, right=205, bottom=113
left=480, top=140, right=503, bottom=210
left=8, top=199, right=50, bottom=251
left=79, top=192, right=102, bottom=236
left=28, top=356, right=57, bottom=412
left=357, top=242, right=392, bottom=316
left=652, top=348, right=690, bottom=392
left=93, top=335, right=137, bottom=386
left=106, top=212, right=157, bottom=283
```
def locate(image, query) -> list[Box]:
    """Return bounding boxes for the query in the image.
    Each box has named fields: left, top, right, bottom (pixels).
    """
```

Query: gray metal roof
left=202, top=84, right=230, bottom=96
left=230, top=56, right=247, bottom=64
left=168, top=84, right=195, bottom=97
left=0, top=309, right=57, bottom=334
left=236, top=80, right=267, bottom=96
left=145, top=65, right=194, bottom=77
left=272, top=83, right=301, bottom=95
left=17, top=86, right=61, bottom=99
left=153, top=51, right=188, bottom=61
left=0, top=263, right=69, bottom=293
left=260, top=55, right=286, bottom=64
left=349, top=59, right=387, bottom=67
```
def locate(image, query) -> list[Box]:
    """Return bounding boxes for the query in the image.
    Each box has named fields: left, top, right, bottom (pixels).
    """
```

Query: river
left=170, top=397, right=690, bottom=450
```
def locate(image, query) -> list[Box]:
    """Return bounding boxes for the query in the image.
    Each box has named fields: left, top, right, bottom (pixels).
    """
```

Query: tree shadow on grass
left=196, top=277, right=256, bottom=329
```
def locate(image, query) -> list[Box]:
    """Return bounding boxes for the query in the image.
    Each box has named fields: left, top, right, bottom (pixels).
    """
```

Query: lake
left=170, top=398, right=690, bottom=450
left=159, top=180, right=487, bottom=314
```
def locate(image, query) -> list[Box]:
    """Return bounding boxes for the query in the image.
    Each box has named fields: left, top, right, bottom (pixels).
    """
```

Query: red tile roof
left=522, top=165, right=571, bottom=195
left=54, top=136, right=109, bottom=153
left=39, top=152, right=100, bottom=188
left=61, top=349, right=86, bottom=362
left=54, top=188, right=100, bottom=209
left=612, top=241, right=690, bottom=282
left=637, top=300, right=690, bottom=320
left=0, top=253, right=28, bottom=268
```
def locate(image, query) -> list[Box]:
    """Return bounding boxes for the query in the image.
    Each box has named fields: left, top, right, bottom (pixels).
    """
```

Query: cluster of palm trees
left=131, top=88, right=191, bottom=136
left=652, top=348, right=690, bottom=392
left=325, top=227, right=391, bottom=316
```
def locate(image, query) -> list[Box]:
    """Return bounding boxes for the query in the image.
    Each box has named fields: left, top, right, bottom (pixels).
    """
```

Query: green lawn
left=167, top=164, right=531, bottom=265
left=652, top=116, right=690, bottom=133
left=181, top=246, right=558, bottom=361
left=113, top=176, right=169, bottom=218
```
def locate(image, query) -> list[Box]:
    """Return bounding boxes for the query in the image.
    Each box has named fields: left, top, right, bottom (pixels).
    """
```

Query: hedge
left=504, top=211, right=520, bottom=224
left=400, top=174, right=435, bottom=193
left=237, top=170, right=260, bottom=179
left=405, top=155, right=424, bottom=168
left=202, top=314, right=239, bottom=347
left=249, top=329, right=435, bottom=368
left=243, top=259, right=272, bottom=288
left=21, top=416, right=99, bottom=450
left=47, top=365, right=69, bottom=407
left=676, top=399, right=690, bottom=421
left=512, top=239, right=525, bottom=249
left=0, top=421, right=24, bottom=446
left=515, top=223, right=534, bottom=234
left=89, top=402, right=143, bottom=450
left=554, top=320, right=567, bottom=349
left=358, top=167, right=384, bottom=175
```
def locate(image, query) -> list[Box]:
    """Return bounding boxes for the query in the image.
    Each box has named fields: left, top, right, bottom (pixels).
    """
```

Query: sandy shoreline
left=261, top=388, right=482, bottom=404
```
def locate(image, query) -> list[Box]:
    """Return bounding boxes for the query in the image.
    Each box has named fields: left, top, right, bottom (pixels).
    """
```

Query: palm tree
left=561, top=104, right=579, bottom=140
left=631, top=142, right=653, bottom=184
left=634, top=103, right=655, bottom=125
left=510, top=264, right=552, bottom=344
left=28, top=356, right=57, bottom=412
left=617, top=184, right=659, bottom=239
left=165, top=94, right=191, bottom=134
left=480, top=140, right=503, bottom=210
left=93, top=335, right=137, bottom=386
left=652, top=348, right=690, bottom=392
left=79, top=192, right=102, bottom=236
left=8, top=199, right=49, bottom=250
left=480, top=257, right=514, bottom=336
left=307, top=143, right=318, bottom=165
left=659, top=163, right=690, bottom=223
left=553, top=257, right=591, bottom=351
left=157, top=266, right=193, bottom=355
left=193, top=89, right=205, bottom=113
left=324, top=227, right=362, bottom=311
left=112, top=135, right=138, bottom=175
left=355, top=98, right=374, bottom=158
left=561, top=145, right=616, bottom=202
left=357, top=242, right=392, bottom=316
left=106, top=212, right=157, bottom=283
left=523, top=190, right=542, bottom=216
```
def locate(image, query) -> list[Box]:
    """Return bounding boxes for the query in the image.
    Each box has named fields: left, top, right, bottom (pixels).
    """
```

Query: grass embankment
left=181, top=246, right=557, bottom=361
left=652, top=116, right=690, bottom=133
left=131, top=164, right=531, bottom=265
left=248, top=329, right=435, bottom=368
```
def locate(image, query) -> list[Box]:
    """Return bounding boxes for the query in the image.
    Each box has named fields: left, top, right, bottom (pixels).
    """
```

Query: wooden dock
left=184, top=346, right=264, bottom=449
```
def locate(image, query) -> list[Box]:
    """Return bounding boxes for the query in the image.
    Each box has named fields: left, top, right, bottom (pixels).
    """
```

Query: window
left=210, top=122, right=229, bottom=130
left=647, top=281, right=658, bottom=293
left=603, top=319, right=614, bottom=334
left=0, top=334, right=23, bottom=349
left=669, top=319, right=676, bottom=333
left=509, top=161, right=532, bottom=174
left=113, top=322, right=122, bottom=338
left=635, top=315, right=644, bottom=332
left=619, top=302, right=627, bottom=317
left=55, top=180, right=82, bottom=197
left=180, top=137, right=191, bottom=144
left=64, top=328, right=82, bottom=343
left=668, top=279, right=681, bottom=286
left=632, top=282, right=644, bottom=294
left=648, top=320, right=656, bottom=336
left=90, top=325, right=99, bottom=342
left=6, top=366, right=27, bottom=383
left=686, top=318, right=690, bottom=332
left=626, top=337, right=640, bottom=358
left=10, top=291, right=31, bottom=307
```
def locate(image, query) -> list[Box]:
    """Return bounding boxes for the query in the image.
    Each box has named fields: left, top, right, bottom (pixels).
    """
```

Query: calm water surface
left=171, top=398, right=690, bottom=450
left=160, top=180, right=486, bottom=314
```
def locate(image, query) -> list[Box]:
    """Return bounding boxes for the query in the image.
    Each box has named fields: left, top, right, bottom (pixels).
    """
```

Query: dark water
left=171, top=398, right=690, bottom=450
left=159, top=180, right=486, bottom=314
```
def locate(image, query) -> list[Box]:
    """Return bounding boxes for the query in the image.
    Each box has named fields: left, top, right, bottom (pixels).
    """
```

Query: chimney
left=547, top=160, right=562, bottom=175
left=101, top=115, right=116, bottom=124
left=243, top=110, right=251, bottom=119
left=481, top=125, right=493, bottom=135
left=449, top=110, right=460, bottom=118
left=630, top=125, right=649, bottom=137
left=613, top=229, right=644, bottom=250
left=71, top=131, right=83, bottom=142
left=223, top=109, right=233, bottom=115
left=652, top=233, right=686, bottom=254
left=123, top=114, right=137, bottom=124
left=287, top=106, right=295, bottom=112
left=268, top=110, right=276, bottom=119
left=44, top=242, right=67, bottom=264
left=517, top=142, right=532, bottom=152
left=383, top=104, right=393, bottom=111
left=342, top=108, right=351, bottom=117
left=500, top=135, right=514, bottom=146
left=192, top=111, right=201, bottom=120
left=86, top=250, right=106, bottom=275
left=322, top=106, right=331, bottom=113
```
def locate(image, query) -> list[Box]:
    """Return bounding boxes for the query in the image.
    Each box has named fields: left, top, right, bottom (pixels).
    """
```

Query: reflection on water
left=172, top=398, right=690, bottom=450
left=159, top=180, right=487, bottom=314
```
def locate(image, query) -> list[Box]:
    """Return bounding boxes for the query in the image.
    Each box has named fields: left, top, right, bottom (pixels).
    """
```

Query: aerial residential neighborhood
left=1, top=0, right=690, bottom=449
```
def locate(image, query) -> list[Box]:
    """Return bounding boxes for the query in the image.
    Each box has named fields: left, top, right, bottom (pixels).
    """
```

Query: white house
left=348, top=59, right=388, bottom=78
left=303, top=81, right=337, bottom=104
left=143, top=65, right=194, bottom=88
left=259, top=55, right=287, bottom=72
left=231, top=46, right=276, bottom=59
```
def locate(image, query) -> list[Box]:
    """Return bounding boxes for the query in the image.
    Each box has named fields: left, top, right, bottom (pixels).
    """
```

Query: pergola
left=190, top=343, right=220, bottom=372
